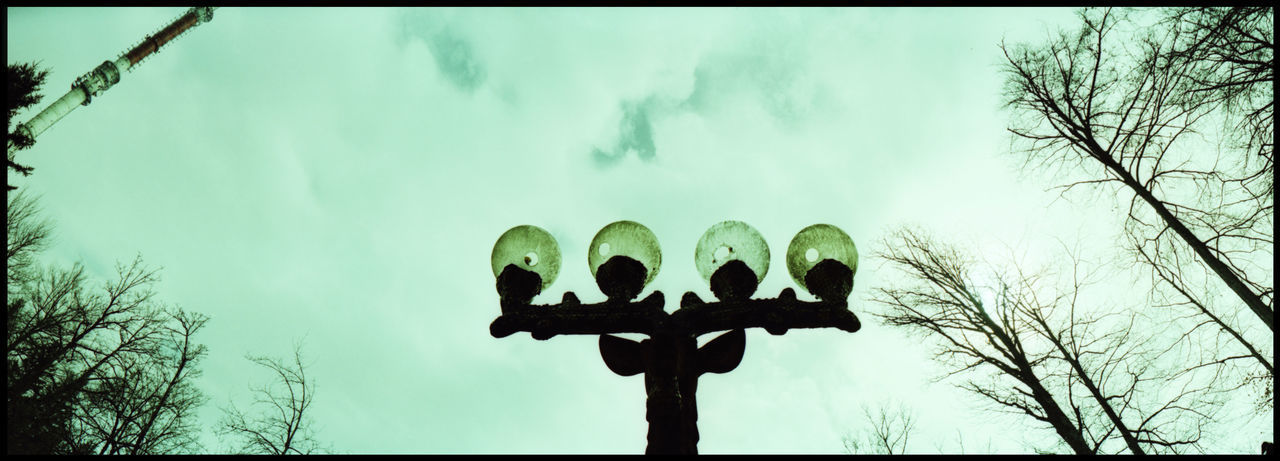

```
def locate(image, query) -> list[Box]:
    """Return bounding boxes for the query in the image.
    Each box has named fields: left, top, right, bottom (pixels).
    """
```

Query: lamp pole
left=490, top=220, right=861, bottom=454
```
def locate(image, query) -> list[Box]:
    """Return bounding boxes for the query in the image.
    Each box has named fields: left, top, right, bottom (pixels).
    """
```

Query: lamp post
left=490, top=220, right=861, bottom=454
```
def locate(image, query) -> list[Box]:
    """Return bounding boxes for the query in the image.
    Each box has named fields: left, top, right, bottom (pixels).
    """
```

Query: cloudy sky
left=7, top=7, right=1269, bottom=454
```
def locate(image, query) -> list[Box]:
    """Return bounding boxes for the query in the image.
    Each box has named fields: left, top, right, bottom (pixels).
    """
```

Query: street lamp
left=490, top=220, right=861, bottom=454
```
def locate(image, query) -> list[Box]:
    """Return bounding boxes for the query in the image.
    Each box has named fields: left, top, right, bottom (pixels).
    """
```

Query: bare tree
left=1000, top=8, right=1272, bottom=342
left=1128, top=227, right=1273, bottom=415
left=929, top=428, right=995, bottom=454
left=872, top=227, right=1217, bottom=454
left=1013, top=244, right=1220, bottom=453
left=71, top=309, right=210, bottom=454
left=1162, top=7, right=1273, bottom=183
left=6, top=192, right=210, bottom=454
left=6, top=191, right=50, bottom=289
left=843, top=400, right=917, bottom=454
left=218, top=343, right=325, bottom=454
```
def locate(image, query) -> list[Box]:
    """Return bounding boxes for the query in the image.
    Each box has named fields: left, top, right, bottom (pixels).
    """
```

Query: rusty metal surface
left=125, top=11, right=199, bottom=66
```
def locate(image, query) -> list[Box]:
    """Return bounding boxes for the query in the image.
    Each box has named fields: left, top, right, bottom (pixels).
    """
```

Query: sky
left=6, top=7, right=1271, bottom=454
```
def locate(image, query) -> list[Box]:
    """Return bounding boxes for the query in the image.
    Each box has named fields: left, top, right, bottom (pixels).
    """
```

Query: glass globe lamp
left=786, top=224, right=857, bottom=301
left=491, top=225, right=562, bottom=303
left=694, top=220, right=770, bottom=300
left=588, top=221, right=662, bottom=300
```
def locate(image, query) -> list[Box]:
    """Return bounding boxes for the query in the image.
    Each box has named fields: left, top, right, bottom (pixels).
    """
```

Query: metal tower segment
left=9, top=7, right=219, bottom=155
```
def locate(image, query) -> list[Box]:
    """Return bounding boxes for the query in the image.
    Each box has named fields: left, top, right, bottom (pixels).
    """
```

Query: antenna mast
left=8, top=7, right=219, bottom=155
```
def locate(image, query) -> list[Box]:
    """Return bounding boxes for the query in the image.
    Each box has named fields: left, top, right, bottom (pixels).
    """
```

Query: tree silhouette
left=1001, top=5, right=1273, bottom=427
left=71, top=309, right=209, bottom=454
left=1001, top=7, right=1272, bottom=344
left=843, top=401, right=917, bottom=454
left=6, top=192, right=210, bottom=454
left=218, top=343, right=326, bottom=454
left=872, top=227, right=1218, bottom=454
left=6, top=62, right=49, bottom=190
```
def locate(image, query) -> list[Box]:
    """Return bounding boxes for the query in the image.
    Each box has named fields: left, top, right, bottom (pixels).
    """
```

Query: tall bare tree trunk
left=1084, top=134, right=1274, bottom=331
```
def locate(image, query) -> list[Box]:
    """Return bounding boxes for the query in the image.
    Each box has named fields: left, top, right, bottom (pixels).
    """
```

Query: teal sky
left=7, top=7, right=1270, bottom=454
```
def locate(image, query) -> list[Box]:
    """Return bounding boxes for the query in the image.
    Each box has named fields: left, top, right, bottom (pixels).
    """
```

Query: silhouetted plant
left=842, top=401, right=917, bottom=454
left=6, top=192, right=210, bottom=454
left=872, top=227, right=1218, bottom=454
left=6, top=62, right=49, bottom=190
left=217, top=343, right=326, bottom=454
left=1000, top=8, right=1272, bottom=402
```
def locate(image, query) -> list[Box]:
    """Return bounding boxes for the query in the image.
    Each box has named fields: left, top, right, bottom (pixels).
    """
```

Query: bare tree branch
left=217, top=342, right=326, bottom=455
left=843, top=401, right=917, bottom=454
left=1002, top=7, right=1273, bottom=335
left=7, top=193, right=209, bottom=454
left=871, top=226, right=1219, bottom=454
